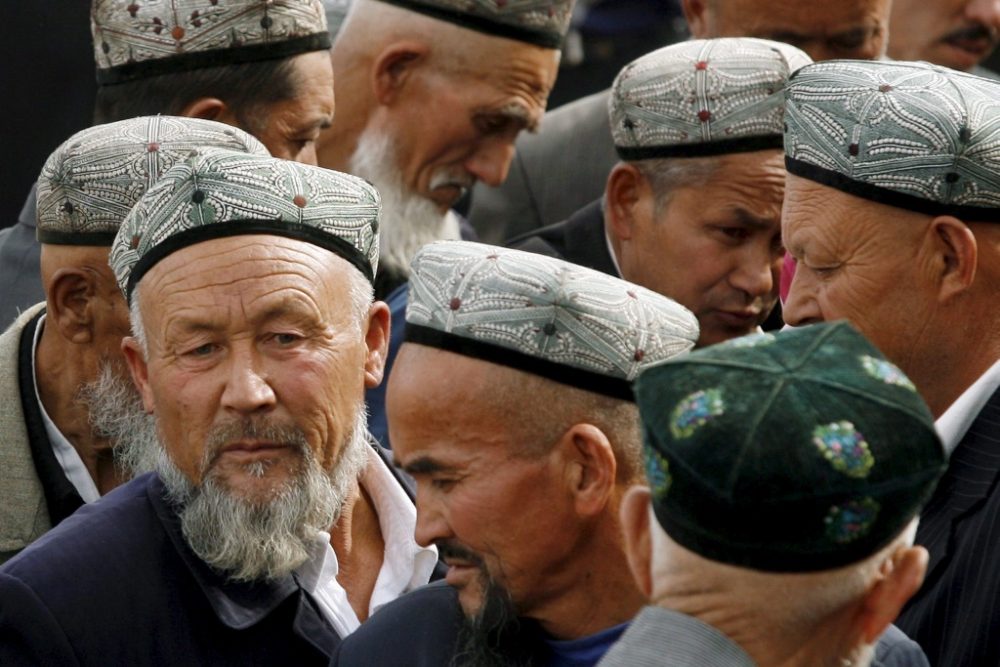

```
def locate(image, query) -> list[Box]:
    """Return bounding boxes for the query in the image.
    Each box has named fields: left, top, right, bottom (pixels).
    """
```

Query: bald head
left=683, top=0, right=890, bottom=61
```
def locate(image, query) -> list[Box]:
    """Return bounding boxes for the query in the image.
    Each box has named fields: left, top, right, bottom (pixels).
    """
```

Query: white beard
left=158, top=408, right=371, bottom=582
left=348, top=126, right=462, bottom=278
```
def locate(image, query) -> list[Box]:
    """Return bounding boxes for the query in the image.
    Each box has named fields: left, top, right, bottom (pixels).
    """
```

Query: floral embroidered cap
left=110, top=151, right=380, bottom=300
left=92, top=0, right=331, bottom=85
left=785, top=60, right=1000, bottom=221
left=610, top=37, right=812, bottom=160
left=636, top=321, right=946, bottom=572
left=403, top=240, right=699, bottom=401
left=36, top=116, right=268, bottom=245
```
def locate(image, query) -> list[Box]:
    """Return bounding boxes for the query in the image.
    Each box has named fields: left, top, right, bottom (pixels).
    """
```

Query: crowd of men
left=0, top=0, right=999, bottom=665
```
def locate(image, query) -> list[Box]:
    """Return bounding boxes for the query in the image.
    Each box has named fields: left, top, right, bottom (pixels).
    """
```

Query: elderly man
left=0, top=0, right=334, bottom=328
left=0, top=153, right=438, bottom=663
left=332, top=240, right=699, bottom=666
left=781, top=60, right=1000, bottom=667
left=889, top=0, right=1000, bottom=73
left=467, top=0, right=891, bottom=244
left=511, top=38, right=809, bottom=347
left=318, top=0, right=574, bottom=298
left=601, top=322, right=945, bottom=667
left=0, top=116, right=269, bottom=563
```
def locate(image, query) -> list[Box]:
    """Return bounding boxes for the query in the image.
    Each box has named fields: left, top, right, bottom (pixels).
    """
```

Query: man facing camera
left=333, top=240, right=700, bottom=666
left=603, top=322, right=945, bottom=667
left=511, top=38, right=810, bottom=346
left=0, top=154, right=437, bottom=664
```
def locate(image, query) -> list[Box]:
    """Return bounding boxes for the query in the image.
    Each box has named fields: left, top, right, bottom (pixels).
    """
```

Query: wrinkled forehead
left=717, top=0, right=888, bottom=34
left=136, top=234, right=355, bottom=313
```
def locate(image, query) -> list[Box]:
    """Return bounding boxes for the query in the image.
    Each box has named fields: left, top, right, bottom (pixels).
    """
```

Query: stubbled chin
left=456, top=581, right=486, bottom=617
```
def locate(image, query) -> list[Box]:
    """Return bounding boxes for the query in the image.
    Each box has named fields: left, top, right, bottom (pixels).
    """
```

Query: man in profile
left=603, top=322, right=944, bottom=667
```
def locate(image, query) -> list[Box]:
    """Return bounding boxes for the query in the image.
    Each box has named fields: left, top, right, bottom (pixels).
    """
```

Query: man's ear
left=857, top=545, right=928, bottom=645
left=363, top=301, right=391, bottom=388
left=47, top=268, right=97, bottom=344
left=620, top=486, right=654, bottom=598
left=605, top=163, right=648, bottom=243
left=180, top=97, right=236, bottom=125
left=928, top=216, right=978, bottom=303
left=557, top=423, right=617, bottom=517
left=681, top=0, right=712, bottom=37
left=121, top=336, right=155, bottom=414
left=372, top=42, right=428, bottom=106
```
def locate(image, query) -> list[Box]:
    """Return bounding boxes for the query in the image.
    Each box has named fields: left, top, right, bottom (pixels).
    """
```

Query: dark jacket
left=0, top=185, right=44, bottom=331
left=896, top=385, right=1000, bottom=667
left=0, top=473, right=339, bottom=665
left=331, top=582, right=927, bottom=667
left=507, top=199, right=617, bottom=277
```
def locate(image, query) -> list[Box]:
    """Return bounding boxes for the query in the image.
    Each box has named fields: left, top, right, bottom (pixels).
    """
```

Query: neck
left=532, top=519, right=645, bottom=640
left=35, top=322, right=123, bottom=495
left=330, top=474, right=385, bottom=622
left=910, top=330, right=1000, bottom=418
left=653, top=591, right=865, bottom=667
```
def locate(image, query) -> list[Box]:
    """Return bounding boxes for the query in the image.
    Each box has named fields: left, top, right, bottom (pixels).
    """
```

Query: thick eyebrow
left=725, top=207, right=779, bottom=231
left=398, top=456, right=453, bottom=476
left=475, top=102, right=539, bottom=133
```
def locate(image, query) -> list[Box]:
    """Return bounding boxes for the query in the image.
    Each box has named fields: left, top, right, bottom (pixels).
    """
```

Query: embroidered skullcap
left=610, top=38, right=811, bottom=161
left=785, top=60, right=1000, bottom=221
left=36, top=116, right=268, bottom=246
left=110, top=151, right=380, bottom=300
left=372, top=0, right=574, bottom=49
left=404, top=240, right=699, bottom=401
left=322, top=0, right=353, bottom=40
left=92, top=0, right=330, bottom=85
left=637, top=322, right=946, bottom=573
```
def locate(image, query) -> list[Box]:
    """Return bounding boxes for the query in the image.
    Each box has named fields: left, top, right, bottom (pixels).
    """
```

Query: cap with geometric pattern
left=611, top=37, right=812, bottom=161
left=785, top=60, right=1000, bottom=222
left=636, top=321, right=946, bottom=572
left=92, top=0, right=330, bottom=85
left=36, top=116, right=269, bottom=246
left=110, top=151, right=380, bottom=300
left=404, top=240, right=699, bottom=402
left=372, top=0, right=574, bottom=49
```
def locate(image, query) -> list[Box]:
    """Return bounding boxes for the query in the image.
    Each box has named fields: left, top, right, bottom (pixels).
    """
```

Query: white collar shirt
left=935, top=358, right=1000, bottom=457
left=295, top=446, right=438, bottom=637
left=31, top=314, right=100, bottom=503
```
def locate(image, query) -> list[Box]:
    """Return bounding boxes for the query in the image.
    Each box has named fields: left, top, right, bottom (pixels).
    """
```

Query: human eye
left=267, top=331, right=303, bottom=347
left=714, top=225, right=751, bottom=243
left=179, top=340, right=220, bottom=360
left=830, top=28, right=869, bottom=52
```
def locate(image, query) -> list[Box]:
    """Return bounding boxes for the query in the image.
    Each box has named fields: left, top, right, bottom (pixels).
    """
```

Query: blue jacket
left=0, top=473, right=339, bottom=666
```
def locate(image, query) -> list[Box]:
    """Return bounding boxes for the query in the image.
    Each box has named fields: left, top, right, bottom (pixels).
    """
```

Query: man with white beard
left=0, top=153, right=439, bottom=665
left=317, top=0, right=575, bottom=299
left=0, top=117, right=269, bottom=564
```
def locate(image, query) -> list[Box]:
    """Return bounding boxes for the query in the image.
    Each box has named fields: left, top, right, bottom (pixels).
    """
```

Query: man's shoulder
left=873, top=624, right=929, bottom=667
left=1, top=474, right=167, bottom=590
left=333, top=582, right=462, bottom=666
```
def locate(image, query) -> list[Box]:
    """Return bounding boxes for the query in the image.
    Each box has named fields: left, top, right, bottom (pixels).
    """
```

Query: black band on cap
left=373, top=0, right=565, bottom=48
left=126, top=219, right=373, bottom=301
left=616, top=134, right=784, bottom=161
left=785, top=156, right=1000, bottom=223
left=96, top=32, right=332, bottom=85
left=37, top=229, right=119, bottom=246
left=404, top=322, right=635, bottom=402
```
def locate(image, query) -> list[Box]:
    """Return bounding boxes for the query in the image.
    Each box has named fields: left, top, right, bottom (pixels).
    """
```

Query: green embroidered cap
left=610, top=37, right=812, bottom=160
left=92, top=0, right=331, bottom=85
left=371, top=0, right=574, bottom=49
left=36, top=116, right=268, bottom=246
left=784, top=60, right=1000, bottom=221
left=110, top=151, right=380, bottom=300
left=636, top=322, right=946, bottom=572
left=403, top=240, right=700, bottom=401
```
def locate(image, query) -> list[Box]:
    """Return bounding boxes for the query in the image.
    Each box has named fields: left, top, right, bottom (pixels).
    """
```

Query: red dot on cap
left=293, top=195, right=307, bottom=208
left=449, top=297, right=461, bottom=311
left=849, top=143, right=860, bottom=156
left=698, top=110, right=712, bottom=122
left=695, top=60, right=708, bottom=70
left=147, top=142, right=159, bottom=153
left=171, top=25, right=185, bottom=40
left=879, top=84, right=892, bottom=93
left=634, top=350, right=645, bottom=362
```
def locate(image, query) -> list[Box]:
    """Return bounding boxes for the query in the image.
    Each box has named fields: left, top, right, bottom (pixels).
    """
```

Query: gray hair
left=631, top=156, right=722, bottom=215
